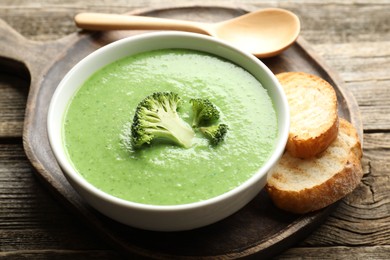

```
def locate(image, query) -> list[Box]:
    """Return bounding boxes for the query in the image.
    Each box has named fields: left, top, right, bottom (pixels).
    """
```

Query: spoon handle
left=74, top=13, right=209, bottom=35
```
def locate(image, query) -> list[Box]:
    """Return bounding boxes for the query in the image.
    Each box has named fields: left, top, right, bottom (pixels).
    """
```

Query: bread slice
left=266, top=118, right=363, bottom=214
left=277, top=72, right=339, bottom=158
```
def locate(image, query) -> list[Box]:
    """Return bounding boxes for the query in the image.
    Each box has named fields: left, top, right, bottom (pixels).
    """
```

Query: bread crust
left=277, top=72, right=339, bottom=159
left=266, top=119, right=363, bottom=214
left=266, top=153, right=362, bottom=214
left=287, top=117, right=339, bottom=159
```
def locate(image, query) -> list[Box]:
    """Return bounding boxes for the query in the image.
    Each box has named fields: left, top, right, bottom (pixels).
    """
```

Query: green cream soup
left=64, top=49, right=278, bottom=205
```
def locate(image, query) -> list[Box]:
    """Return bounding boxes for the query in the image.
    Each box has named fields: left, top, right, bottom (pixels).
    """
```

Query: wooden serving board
left=0, top=5, right=362, bottom=259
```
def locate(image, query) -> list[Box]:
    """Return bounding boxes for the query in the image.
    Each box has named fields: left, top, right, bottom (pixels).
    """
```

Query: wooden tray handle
left=0, top=19, right=32, bottom=64
left=0, top=18, right=80, bottom=86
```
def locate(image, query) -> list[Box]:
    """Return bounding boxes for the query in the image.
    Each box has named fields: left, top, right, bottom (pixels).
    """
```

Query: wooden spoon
left=74, top=8, right=300, bottom=58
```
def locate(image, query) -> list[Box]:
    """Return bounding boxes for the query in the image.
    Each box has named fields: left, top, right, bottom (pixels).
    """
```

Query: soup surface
left=63, top=49, right=278, bottom=205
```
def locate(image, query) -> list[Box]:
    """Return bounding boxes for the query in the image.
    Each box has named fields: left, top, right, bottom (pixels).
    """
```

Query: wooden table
left=1, top=0, right=389, bottom=259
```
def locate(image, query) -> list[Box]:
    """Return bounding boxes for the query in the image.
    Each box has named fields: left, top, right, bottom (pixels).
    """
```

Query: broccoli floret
left=131, top=92, right=195, bottom=149
left=199, top=124, right=228, bottom=145
left=190, top=98, right=220, bottom=127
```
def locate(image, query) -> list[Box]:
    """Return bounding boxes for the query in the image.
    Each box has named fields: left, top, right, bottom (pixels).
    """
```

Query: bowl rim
left=47, top=31, right=289, bottom=212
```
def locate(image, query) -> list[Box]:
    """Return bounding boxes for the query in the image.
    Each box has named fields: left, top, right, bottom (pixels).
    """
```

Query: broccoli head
left=199, top=124, right=229, bottom=145
left=190, top=98, right=220, bottom=127
left=131, top=92, right=195, bottom=149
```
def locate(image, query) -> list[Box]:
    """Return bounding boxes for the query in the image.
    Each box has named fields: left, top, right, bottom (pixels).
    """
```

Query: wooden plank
left=277, top=246, right=390, bottom=259
left=347, top=80, right=390, bottom=107
left=359, top=106, right=390, bottom=131
left=0, top=73, right=28, bottom=138
left=312, top=42, right=390, bottom=82
left=363, top=132, right=390, bottom=150
left=0, top=250, right=120, bottom=260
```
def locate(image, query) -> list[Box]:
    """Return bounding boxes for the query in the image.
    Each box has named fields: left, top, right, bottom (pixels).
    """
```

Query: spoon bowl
left=211, top=9, right=300, bottom=57
left=74, top=8, right=300, bottom=58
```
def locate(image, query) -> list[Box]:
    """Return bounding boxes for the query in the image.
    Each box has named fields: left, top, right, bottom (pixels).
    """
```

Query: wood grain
left=0, top=0, right=389, bottom=259
left=0, top=73, right=28, bottom=138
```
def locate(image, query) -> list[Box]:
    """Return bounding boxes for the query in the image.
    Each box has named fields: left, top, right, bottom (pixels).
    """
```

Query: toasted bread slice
left=277, top=72, right=339, bottom=158
left=266, top=118, right=363, bottom=214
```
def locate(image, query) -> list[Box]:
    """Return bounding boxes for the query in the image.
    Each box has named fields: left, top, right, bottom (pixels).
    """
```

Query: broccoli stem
left=153, top=108, right=194, bottom=148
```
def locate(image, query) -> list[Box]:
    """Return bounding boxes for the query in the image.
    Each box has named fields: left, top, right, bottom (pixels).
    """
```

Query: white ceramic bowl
left=47, top=31, right=289, bottom=231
